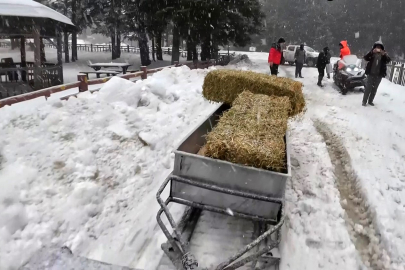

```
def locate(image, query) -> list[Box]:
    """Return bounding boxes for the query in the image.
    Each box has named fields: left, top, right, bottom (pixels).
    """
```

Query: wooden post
left=56, top=29, right=64, bottom=84
left=33, top=25, right=42, bottom=90
left=91, top=44, right=93, bottom=52
left=77, top=74, right=88, bottom=92
left=20, top=37, right=26, bottom=82
left=127, top=45, right=130, bottom=53
left=141, top=66, right=147, bottom=79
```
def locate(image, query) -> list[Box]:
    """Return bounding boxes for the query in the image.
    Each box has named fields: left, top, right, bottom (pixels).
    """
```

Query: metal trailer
left=156, top=104, right=291, bottom=270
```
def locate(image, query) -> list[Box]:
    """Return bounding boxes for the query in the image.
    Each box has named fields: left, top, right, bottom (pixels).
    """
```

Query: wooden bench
left=79, top=70, right=121, bottom=79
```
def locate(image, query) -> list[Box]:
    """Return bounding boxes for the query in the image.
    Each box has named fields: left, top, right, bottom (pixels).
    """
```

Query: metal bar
left=215, top=205, right=284, bottom=270
left=156, top=177, right=187, bottom=253
left=171, top=175, right=283, bottom=205
left=223, top=242, right=279, bottom=270
left=171, top=198, right=276, bottom=223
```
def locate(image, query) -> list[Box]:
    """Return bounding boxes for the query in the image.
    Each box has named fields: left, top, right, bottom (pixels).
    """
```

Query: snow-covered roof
left=0, top=0, right=74, bottom=26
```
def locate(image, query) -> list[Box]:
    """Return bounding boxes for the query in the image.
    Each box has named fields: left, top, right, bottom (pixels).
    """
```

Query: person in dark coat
left=316, top=47, right=330, bottom=87
left=294, top=44, right=306, bottom=78
left=362, top=41, right=391, bottom=106
left=268, top=37, right=286, bottom=76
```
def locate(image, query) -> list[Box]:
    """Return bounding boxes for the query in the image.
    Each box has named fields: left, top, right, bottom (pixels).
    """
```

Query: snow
left=0, top=0, right=74, bottom=26
left=271, top=61, right=405, bottom=270
left=0, top=65, right=218, bottom=270
left=1, top=50, right=404, bottom=270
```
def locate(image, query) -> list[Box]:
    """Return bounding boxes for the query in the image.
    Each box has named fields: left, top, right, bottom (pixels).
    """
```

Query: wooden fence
left=0, top=60, right=221, bottom=108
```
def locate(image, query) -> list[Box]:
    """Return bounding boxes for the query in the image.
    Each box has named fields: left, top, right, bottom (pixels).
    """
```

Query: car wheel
left=307, top=58, right=315, bottom=67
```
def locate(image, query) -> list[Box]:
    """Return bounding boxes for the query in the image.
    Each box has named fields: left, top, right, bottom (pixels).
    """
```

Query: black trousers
left=270, top=64, right=279, bottom=76
left=363, top=75, right=382, bottom=104
left=295, top=62, right=303, bottom=77
left=318, top=68, right=325, bottom=78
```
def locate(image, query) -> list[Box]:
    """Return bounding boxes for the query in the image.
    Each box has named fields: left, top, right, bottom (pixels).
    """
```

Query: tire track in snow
left=314, top=119, right=392, bottom=270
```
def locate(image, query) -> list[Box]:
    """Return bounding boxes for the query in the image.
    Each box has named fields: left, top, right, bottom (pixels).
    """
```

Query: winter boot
left=317, top=76, right=324, bottom=87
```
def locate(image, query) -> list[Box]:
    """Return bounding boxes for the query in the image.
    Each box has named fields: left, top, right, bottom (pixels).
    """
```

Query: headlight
left=346, top=68, right=352, bottom=72
left=354, top=67, right=359, bottom=71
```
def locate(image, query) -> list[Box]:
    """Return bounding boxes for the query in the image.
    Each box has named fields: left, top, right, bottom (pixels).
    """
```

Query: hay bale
left=202, top=69, right=305, bottom=116
left=204, top=91, right=290, bottom=171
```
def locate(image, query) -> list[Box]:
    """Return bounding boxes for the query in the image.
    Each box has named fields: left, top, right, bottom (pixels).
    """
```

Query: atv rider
left=334, top=40, right=351, bottom=73
left=268, top=37, right=286, bottom=76
left=317, top=47, right=330, bottom=87
left=362, top=41, right=391, bottom=106
left=339, top=40, right=351, bottom=59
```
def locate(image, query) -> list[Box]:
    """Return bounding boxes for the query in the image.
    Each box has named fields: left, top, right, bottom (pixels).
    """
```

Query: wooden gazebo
left=0, top=0, right=75, bottom=97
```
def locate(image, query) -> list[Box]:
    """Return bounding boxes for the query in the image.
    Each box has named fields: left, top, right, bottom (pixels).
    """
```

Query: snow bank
left=0, top=65, right=218, bottom=269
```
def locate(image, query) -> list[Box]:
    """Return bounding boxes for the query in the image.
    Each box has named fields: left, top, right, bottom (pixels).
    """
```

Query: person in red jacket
left=339, top=40, right=351, bottom=59
left=268, top=37, right=286, bottom=76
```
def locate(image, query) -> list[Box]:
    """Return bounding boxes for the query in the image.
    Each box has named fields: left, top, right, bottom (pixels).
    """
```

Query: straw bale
left=202, top=69, right=305, bottom=116
left=204, top=91, right=290, bottom=171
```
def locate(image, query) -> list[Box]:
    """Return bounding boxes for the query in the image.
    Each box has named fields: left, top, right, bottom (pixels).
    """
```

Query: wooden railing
left=386, top=62, right=405, bottom=86
left=0, top=60, right=223, bottom=108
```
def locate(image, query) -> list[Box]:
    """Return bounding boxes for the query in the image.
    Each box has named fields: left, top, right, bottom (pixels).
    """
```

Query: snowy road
left=0, top=52, right=404, bottom=270
left=270, top=60, right=405, bottom=270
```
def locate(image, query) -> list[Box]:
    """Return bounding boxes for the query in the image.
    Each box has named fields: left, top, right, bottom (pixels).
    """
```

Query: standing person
left=316, top=47, right=329, bottom=87
left=362, top=41, right=391, bottom=106
left=268, top=37, right=286, bottom=76
left=339, top=40, right=351, bottom=59
left=294, top=44, right=306, bottom=78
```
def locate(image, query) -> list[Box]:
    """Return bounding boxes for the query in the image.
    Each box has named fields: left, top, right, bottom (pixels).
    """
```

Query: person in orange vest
left=339, top=40, right=351, bottom=59
left=268, top=37, right=286, bottom=76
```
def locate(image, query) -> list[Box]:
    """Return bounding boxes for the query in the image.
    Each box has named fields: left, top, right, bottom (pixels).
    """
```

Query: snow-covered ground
left=1, top=51, right=404, bottom=270
left=0, top=65, right=218, bottom=269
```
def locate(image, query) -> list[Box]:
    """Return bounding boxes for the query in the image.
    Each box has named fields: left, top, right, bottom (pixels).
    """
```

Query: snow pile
left=0, top=65, right=218, bottom=269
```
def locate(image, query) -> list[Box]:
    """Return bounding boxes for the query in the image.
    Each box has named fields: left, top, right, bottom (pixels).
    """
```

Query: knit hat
left=278, top=37, right=286, bottom=44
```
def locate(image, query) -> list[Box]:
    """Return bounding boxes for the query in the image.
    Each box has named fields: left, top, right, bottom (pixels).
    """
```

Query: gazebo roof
left=0, top=0, right=73, bottom=26
left=0, top=0, right=75, bottom=37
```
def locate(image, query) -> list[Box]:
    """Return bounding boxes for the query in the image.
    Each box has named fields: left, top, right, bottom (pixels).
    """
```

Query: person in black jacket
left=316, top=47, right=330, bottom=87
left=362, top=41, right=391, bottom=106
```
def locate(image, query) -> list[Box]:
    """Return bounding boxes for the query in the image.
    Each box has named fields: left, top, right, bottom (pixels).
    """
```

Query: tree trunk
left=193, top=46, right=198, bottom=62
left=111, top=34, right=116, bottom=60
left=156, top=32, right=163, bottom=60
left=71, top=0, right=77, bottom=62
left=116, top=31, right=121, bottom=59
left=71, top=32, right=77, bottom=62
left=201, top=37, right=211, bottom=61
left=171, top=25, right=180, bottom=64
left=186, top=38, right=193, bottom=61
left=63, top=0, right=69, bottom=63
left=139, top=31, right=151, bottom=66
left=64, top=31, right=70, bottom=63
left=151, top=36, right=156, bottom=62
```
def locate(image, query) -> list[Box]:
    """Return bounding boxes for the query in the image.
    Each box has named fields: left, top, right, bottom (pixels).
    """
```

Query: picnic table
left=79, top=70, right=121, bottom=79
left=88, top=62, right=132, bottom=74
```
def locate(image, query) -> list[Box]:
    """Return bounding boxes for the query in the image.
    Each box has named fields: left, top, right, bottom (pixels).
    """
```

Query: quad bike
left=333, top=55, right=367, bottom=95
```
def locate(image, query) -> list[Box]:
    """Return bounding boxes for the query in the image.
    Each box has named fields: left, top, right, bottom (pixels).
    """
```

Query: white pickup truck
left=283, top=45, right=319, bottom=67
